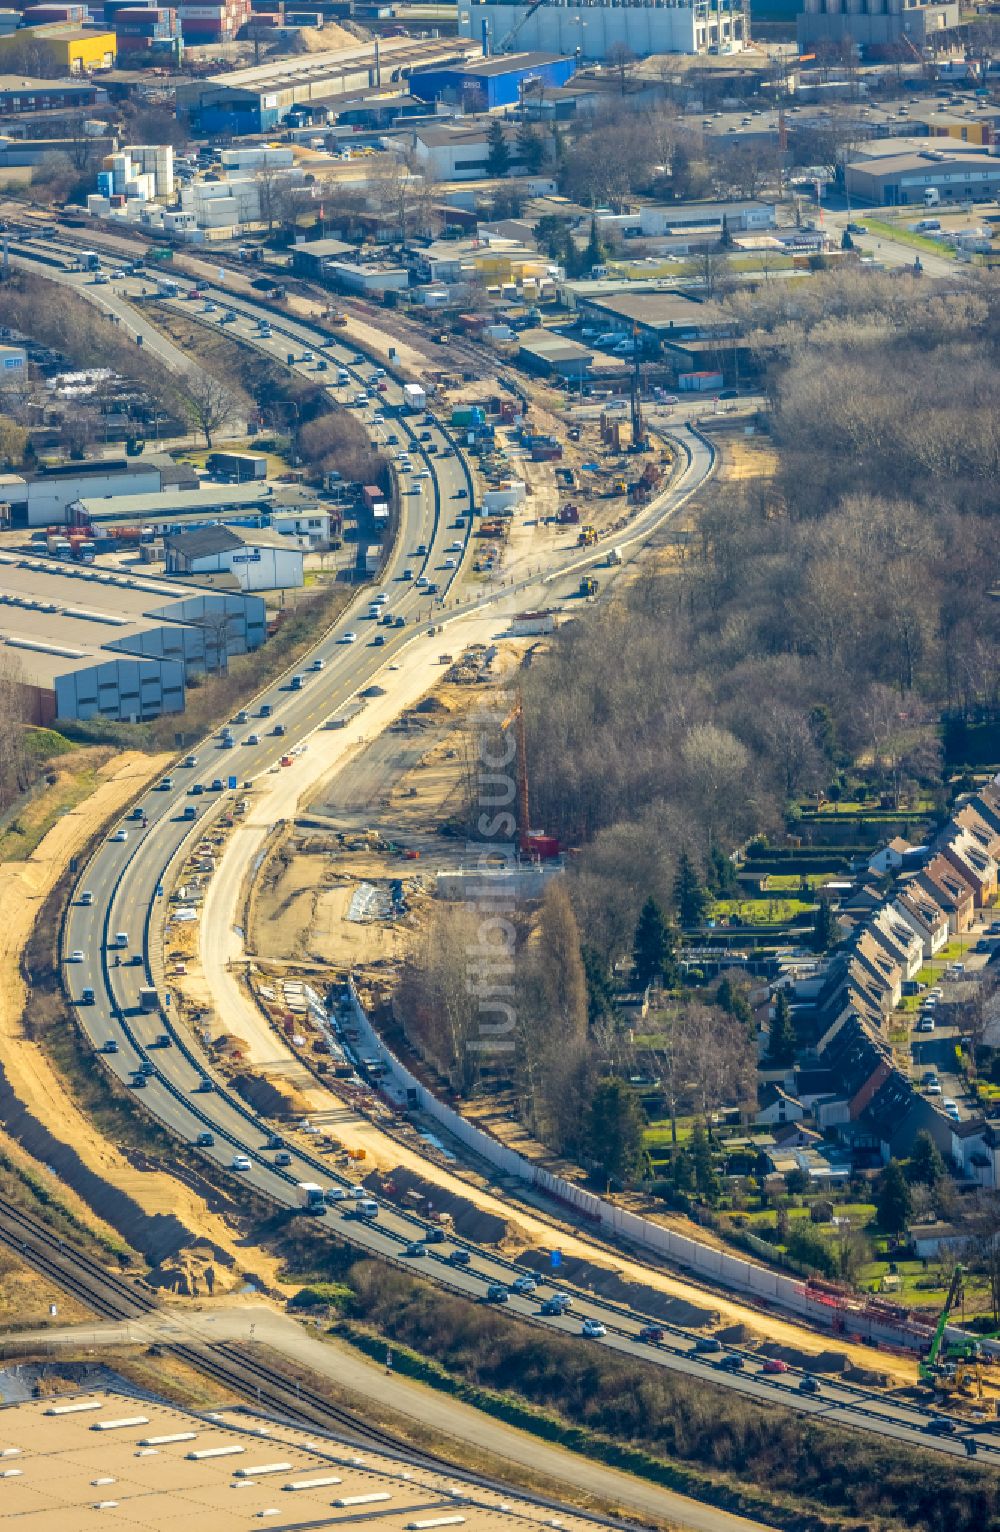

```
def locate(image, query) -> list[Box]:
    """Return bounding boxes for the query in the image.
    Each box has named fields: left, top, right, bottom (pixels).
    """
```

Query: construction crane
left=919, top=1265, right=965, bottom=1383
left=493, top=0, right=554, bottom=57
left=630, top=330, right=647, bottom=452
left=499, top=695, right=532, bottom=853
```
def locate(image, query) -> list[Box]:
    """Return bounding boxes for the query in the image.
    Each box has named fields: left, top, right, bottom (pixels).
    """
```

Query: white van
left=357, top=1198, right=380, bottom=1219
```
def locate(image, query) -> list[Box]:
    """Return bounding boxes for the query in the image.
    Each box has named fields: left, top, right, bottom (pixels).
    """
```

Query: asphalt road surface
left=43, top=261, right=998, bottom=1465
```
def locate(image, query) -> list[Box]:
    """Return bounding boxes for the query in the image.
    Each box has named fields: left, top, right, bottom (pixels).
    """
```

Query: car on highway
left=274, top=1151, right=292, bottom=1167
left=846, top=222, right=869, bottom=234
left=639, top=1325, right=665, bottom=1344
left=925, top=1415, right=957, bottom=1435
left=102, top=1039, right=118, bottom=1054
left=157, top=777, right=174, bottom=790
left=372, top=634, right=386, bottom=646
left=718, top=389, right=739, bottom=400
left=79, top=890, right=94, bottom=906
left=448, top=1249, right=471, bottom=1266
left=210, top=778, right=224, bottom=792
left=245, top=733, right=260, bottom=745
left=581, top=1319, right=607, bottom=1339
left=194, top=1076, right=213, bottom=1093
left=761, top=1357, right=789, bottom=1374
left=195, top=1131, right=215, bottom=1147
left=453, top=488, right=468, bottom=499
left=694, top=1335, right=722, bottom=1353
left=68, top=949, right=84, bottom=963
left=231, top=1155, right=252, bottom=1172
left=405, top=1241, right=427, bottom=1258
left=260, top=703, right=273, bottom=717
left=341, top=632, right=357, bottom=643
left=719, top=1352, right=745, bottom=1371
left=510, top=1275, right=537, bottom=1295
left=273, top=723, right=286, bottom=736
left=486, top=1284, right=510, bottom=1304
left=324, top=1187, right=346, bottom=1203
left=423, top=1227, right=445, bottom=1244
left=799, top=1375, right=821, bottom=1394
left=442, top=557, right=457, bottom=569
left=109, top=828, right=128, bottom=843
left=447, top=541, right=463, bottom=552
left=183, top=754, right=198, bottom=768
left=541, top=1293, right=573, bottom=1314
left=189, top=783, right=204, bottom=795
left=312, top=658, right=325, bottom=670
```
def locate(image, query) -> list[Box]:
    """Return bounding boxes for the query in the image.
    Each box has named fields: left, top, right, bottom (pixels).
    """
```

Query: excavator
left=919, top=1265, right=967, bottom=1384
left=919, top=1265, right=994, bottom=1411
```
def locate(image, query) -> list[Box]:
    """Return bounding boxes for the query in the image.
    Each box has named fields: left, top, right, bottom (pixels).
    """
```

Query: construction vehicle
left=579, top=575, right=599, bottom=597
left=919, top=1266, right=969, bottom=1383
left=577, top=525, right=598, bottom=547
left=498, top=695, right=559, bottom=858
left=558, top=503, right=580, bottom=524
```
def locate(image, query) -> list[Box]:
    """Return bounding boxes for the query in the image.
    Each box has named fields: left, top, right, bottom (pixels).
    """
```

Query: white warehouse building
left=460, top=0, right=747, bottom=60
left=164, top=525, right=304, bottom=591
left=0, top=552, right=266, bottom=723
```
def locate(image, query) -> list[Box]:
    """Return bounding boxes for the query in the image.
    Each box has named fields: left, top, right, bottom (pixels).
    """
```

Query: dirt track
left=0, top=749, right=287, bottom=1281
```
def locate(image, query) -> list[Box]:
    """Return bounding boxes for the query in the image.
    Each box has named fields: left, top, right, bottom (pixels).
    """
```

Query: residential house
left=772, top=1120, right=823, bottom=1151
left=794, top=1068, right=838, bottom=1109
left=757, top=1083, right=804, bottom=1127
left=914, top=854, right=975, bottom=933
left=870, top=905, right=924, bottom=983
left=893, top=885, right=950, bottom=960
left=949, top=1118, right=1000, bottom=1190
left=868, top=836, right=913, bottom=877
left=940, top=826, right=997, bottom=909
left=853, top=928, right=903, bottom=1012
left=910, top=1222, right=969, bottom=1260
left=954, top=800, right=1000, bottom=859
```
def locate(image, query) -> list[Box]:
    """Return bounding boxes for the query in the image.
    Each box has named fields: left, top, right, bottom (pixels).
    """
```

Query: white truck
left=402, top=382, right=426, bottom=412
left=298, top=1182, right=327, bottom=1215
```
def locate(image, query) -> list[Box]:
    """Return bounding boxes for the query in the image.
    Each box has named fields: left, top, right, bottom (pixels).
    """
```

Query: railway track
left=0, top=1195, right=642, bottom=1528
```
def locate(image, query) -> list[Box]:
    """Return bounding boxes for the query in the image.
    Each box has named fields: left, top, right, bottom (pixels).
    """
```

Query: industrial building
left=637, top=199, right=776, bottom=239
left=164, top=524, right=305, bottom=591
left=518, top=327, right=593, bottom=379
left=409, top=50, right=576, bottom=110
left=0, top=1389, right=600, bottom=1531
left=0, top=454, right=195, bottom=530
left=797, top=0, right=960, bottom=55
left=574, top=289, right=732, bottom=343
left=0, top=73, right=109, bottom=113
left=0, top=24, right=116, bottom=72
left=175, top=35, right=480, bottom=136
left=0, top=551, right=265, bottom=723
left=459, top=0, right=747, bottom=60
left=407, top=120, right=526, bottom=180
left=845, top=146, right=1000, bottom=205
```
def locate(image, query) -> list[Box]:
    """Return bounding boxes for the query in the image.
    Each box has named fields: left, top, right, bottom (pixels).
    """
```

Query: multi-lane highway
left=33, top=248, right=995, bottom=1462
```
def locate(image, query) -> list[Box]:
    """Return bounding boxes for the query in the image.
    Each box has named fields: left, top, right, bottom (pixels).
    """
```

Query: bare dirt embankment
left=0, top=749, right=287, bottom=1285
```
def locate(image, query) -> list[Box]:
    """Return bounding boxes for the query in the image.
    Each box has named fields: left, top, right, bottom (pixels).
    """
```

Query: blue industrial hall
left=408, top=51, right=577, bottom=111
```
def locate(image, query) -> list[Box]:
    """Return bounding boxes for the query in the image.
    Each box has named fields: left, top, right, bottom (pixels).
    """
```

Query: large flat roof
left=581, top=291, right=728, bottom=330
left=847, top=150, right=1000, bottom=176
left=0, top=550, right=206, bottom=618
left=192, top=36, right=480, bottom=95
left=0, top=1390, right=599, bottom=1530
left=416, top=51, right=573, bottom=79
